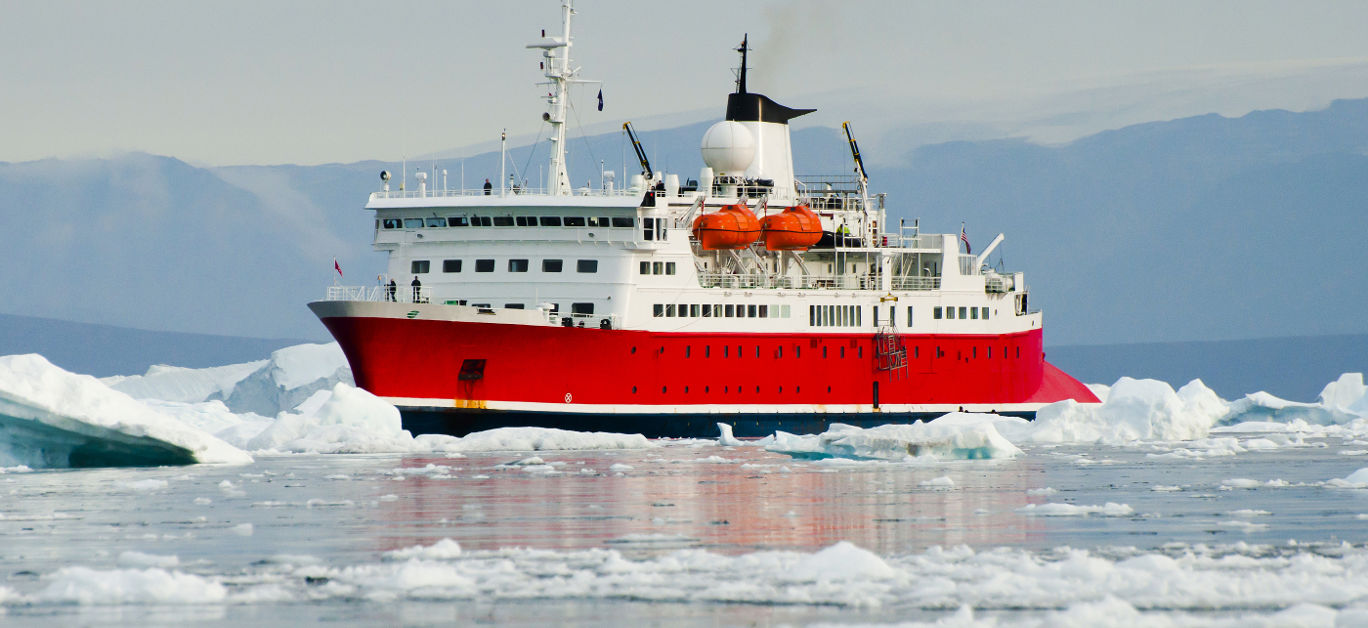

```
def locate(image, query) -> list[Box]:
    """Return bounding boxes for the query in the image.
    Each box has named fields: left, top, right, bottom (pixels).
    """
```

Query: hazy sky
left=4, top=0, right=1368, bottom=166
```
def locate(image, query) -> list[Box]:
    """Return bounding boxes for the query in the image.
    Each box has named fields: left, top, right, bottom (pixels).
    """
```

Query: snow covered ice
left=4, top=343, right=1368, bottom=625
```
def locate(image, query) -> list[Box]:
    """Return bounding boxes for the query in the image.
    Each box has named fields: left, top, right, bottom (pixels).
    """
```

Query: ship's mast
left=528, top=0, right=581, bottom=196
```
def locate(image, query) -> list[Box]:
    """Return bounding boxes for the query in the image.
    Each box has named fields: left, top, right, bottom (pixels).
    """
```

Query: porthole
left=632, top=386, right=637, bottom=393
left=662, top=386, right=667, bottom=394
left=827, top=386, right=832, bottom=393
left=631, top=346, right=636, bottom=354
left=685, top=386, right=689, bottom=393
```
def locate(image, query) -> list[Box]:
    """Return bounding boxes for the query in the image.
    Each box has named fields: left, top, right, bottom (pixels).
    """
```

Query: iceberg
left=0, top=354, right=251, bottom=468
left=1024, top=377, right=1228, bottom=444
left=107, top=343, right=351, bottom=418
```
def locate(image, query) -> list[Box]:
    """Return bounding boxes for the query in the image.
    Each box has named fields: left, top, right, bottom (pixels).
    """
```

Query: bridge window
left=475, top=259, right=494, bottom=272
left=577, top=260, right=598, bottom=273
left=382, top=218, right=402, bottom=229
left=472, top=216, right=492, bottom=226
left=539, top=216, right=562, bottom=227
left=447, top=216, right=469, bottom=227
left=612, top=217, right=634, bottom=228
left=543, top=259, right=563, bottom=272
left=411, top=260, right=430, bottom=273
left=509, top=259, right=529, bottom=272
left=403, top=218, right=423, bottom=229
left=493, top=216, right=514, bottom=227
left=425, top=217, right=445, bottom=228
left=442, top=259, right=462, bottom=273
left=564, top=216, right=587, bottom=227
left=515, top=216, right=535, bottom=226
left=572, top=303, right=594, bottom=315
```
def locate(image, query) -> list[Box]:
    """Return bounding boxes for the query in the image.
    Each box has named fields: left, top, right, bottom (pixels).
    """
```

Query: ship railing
left=697, top=273, right=795, bottom=289
left=324, top=284, right=433, bottom=303
left=890, top=276, right=941, bottom=291
left=696, top=272, right=940, bottom=292
left=370, top=186, right=642, bottom=201
left=883, top=233, right=944, bottom=251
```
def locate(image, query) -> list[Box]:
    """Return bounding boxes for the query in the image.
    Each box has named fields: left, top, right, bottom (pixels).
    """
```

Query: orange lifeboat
left=692, top=203, right=761, bottom=250
left=759, top=205, right=823, bottom=251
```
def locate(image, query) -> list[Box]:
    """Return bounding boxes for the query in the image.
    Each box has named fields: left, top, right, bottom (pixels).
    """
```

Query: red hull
left=318, top=316, right=1098, bottom=410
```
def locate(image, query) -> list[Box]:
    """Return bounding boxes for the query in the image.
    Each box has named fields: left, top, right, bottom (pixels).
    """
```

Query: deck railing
left=696, top=273, right=940, bottom=291
left=324, top=284, right=432, bottom=303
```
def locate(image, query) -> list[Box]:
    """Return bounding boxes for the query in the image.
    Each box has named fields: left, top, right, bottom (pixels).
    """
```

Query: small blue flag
left=597, top=89, right=603, bottom=111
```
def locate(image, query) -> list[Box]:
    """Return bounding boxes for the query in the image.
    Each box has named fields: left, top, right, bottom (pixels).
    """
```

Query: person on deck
left=483, top=178, right=492, bottom=195
left=387, top=278, right=397, bottom=302
left=411, top=276, right=422, bottom=303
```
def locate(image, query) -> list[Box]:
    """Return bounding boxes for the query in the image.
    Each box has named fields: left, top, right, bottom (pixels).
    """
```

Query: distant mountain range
left=0, top=313, right=305, bottom=378
left=1, top=98, right=1366, bottom=347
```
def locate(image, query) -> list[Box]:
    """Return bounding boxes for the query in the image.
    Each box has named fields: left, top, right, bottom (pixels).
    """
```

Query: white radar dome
left=700, top=121, right=755, bottom=175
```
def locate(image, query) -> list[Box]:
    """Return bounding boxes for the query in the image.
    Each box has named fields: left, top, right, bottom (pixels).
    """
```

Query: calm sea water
left=3, top=438, right=1367, bottom=625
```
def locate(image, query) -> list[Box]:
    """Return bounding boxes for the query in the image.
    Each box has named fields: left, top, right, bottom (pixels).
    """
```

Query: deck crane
left=623, top=121, right=653, bottom=180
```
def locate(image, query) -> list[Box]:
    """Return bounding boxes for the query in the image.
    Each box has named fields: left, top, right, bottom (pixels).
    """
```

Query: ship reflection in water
left=371, top=444, right=1046, bottom=556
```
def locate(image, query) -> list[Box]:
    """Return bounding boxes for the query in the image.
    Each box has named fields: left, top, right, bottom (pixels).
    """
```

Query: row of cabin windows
left=933, top=306, right=990, bottom=321
left=412, top=259, right=597, bottom=274
left=381, top=216, right=635, bottom=230
left=652, top=303, right=793, bottom=319
left=810, top=305, right=862, bottom=328
left=640, top=261, right=677, bottom=275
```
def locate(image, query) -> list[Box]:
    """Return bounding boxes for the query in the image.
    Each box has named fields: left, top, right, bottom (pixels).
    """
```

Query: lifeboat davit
left=692, top=203, right=761, bottom=250
left=759, top=205, right=823, bottom=251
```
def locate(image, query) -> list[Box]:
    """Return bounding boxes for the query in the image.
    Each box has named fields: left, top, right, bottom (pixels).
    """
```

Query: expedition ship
left=309, top=1, right=1100, bottom=437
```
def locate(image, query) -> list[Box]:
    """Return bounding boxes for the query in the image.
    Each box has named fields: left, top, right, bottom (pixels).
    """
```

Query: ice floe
left=1017, top=502, right=1135, bottom=517
left=765, top=414, right=1022, bottom=461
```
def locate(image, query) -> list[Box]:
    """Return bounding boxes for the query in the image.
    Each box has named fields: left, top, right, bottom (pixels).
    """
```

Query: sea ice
left=766, top=414, right=1021, bottom=461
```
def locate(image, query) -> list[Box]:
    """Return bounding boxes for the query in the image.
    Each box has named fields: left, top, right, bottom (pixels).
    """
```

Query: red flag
left=334, top=258, right=343, bottom=277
